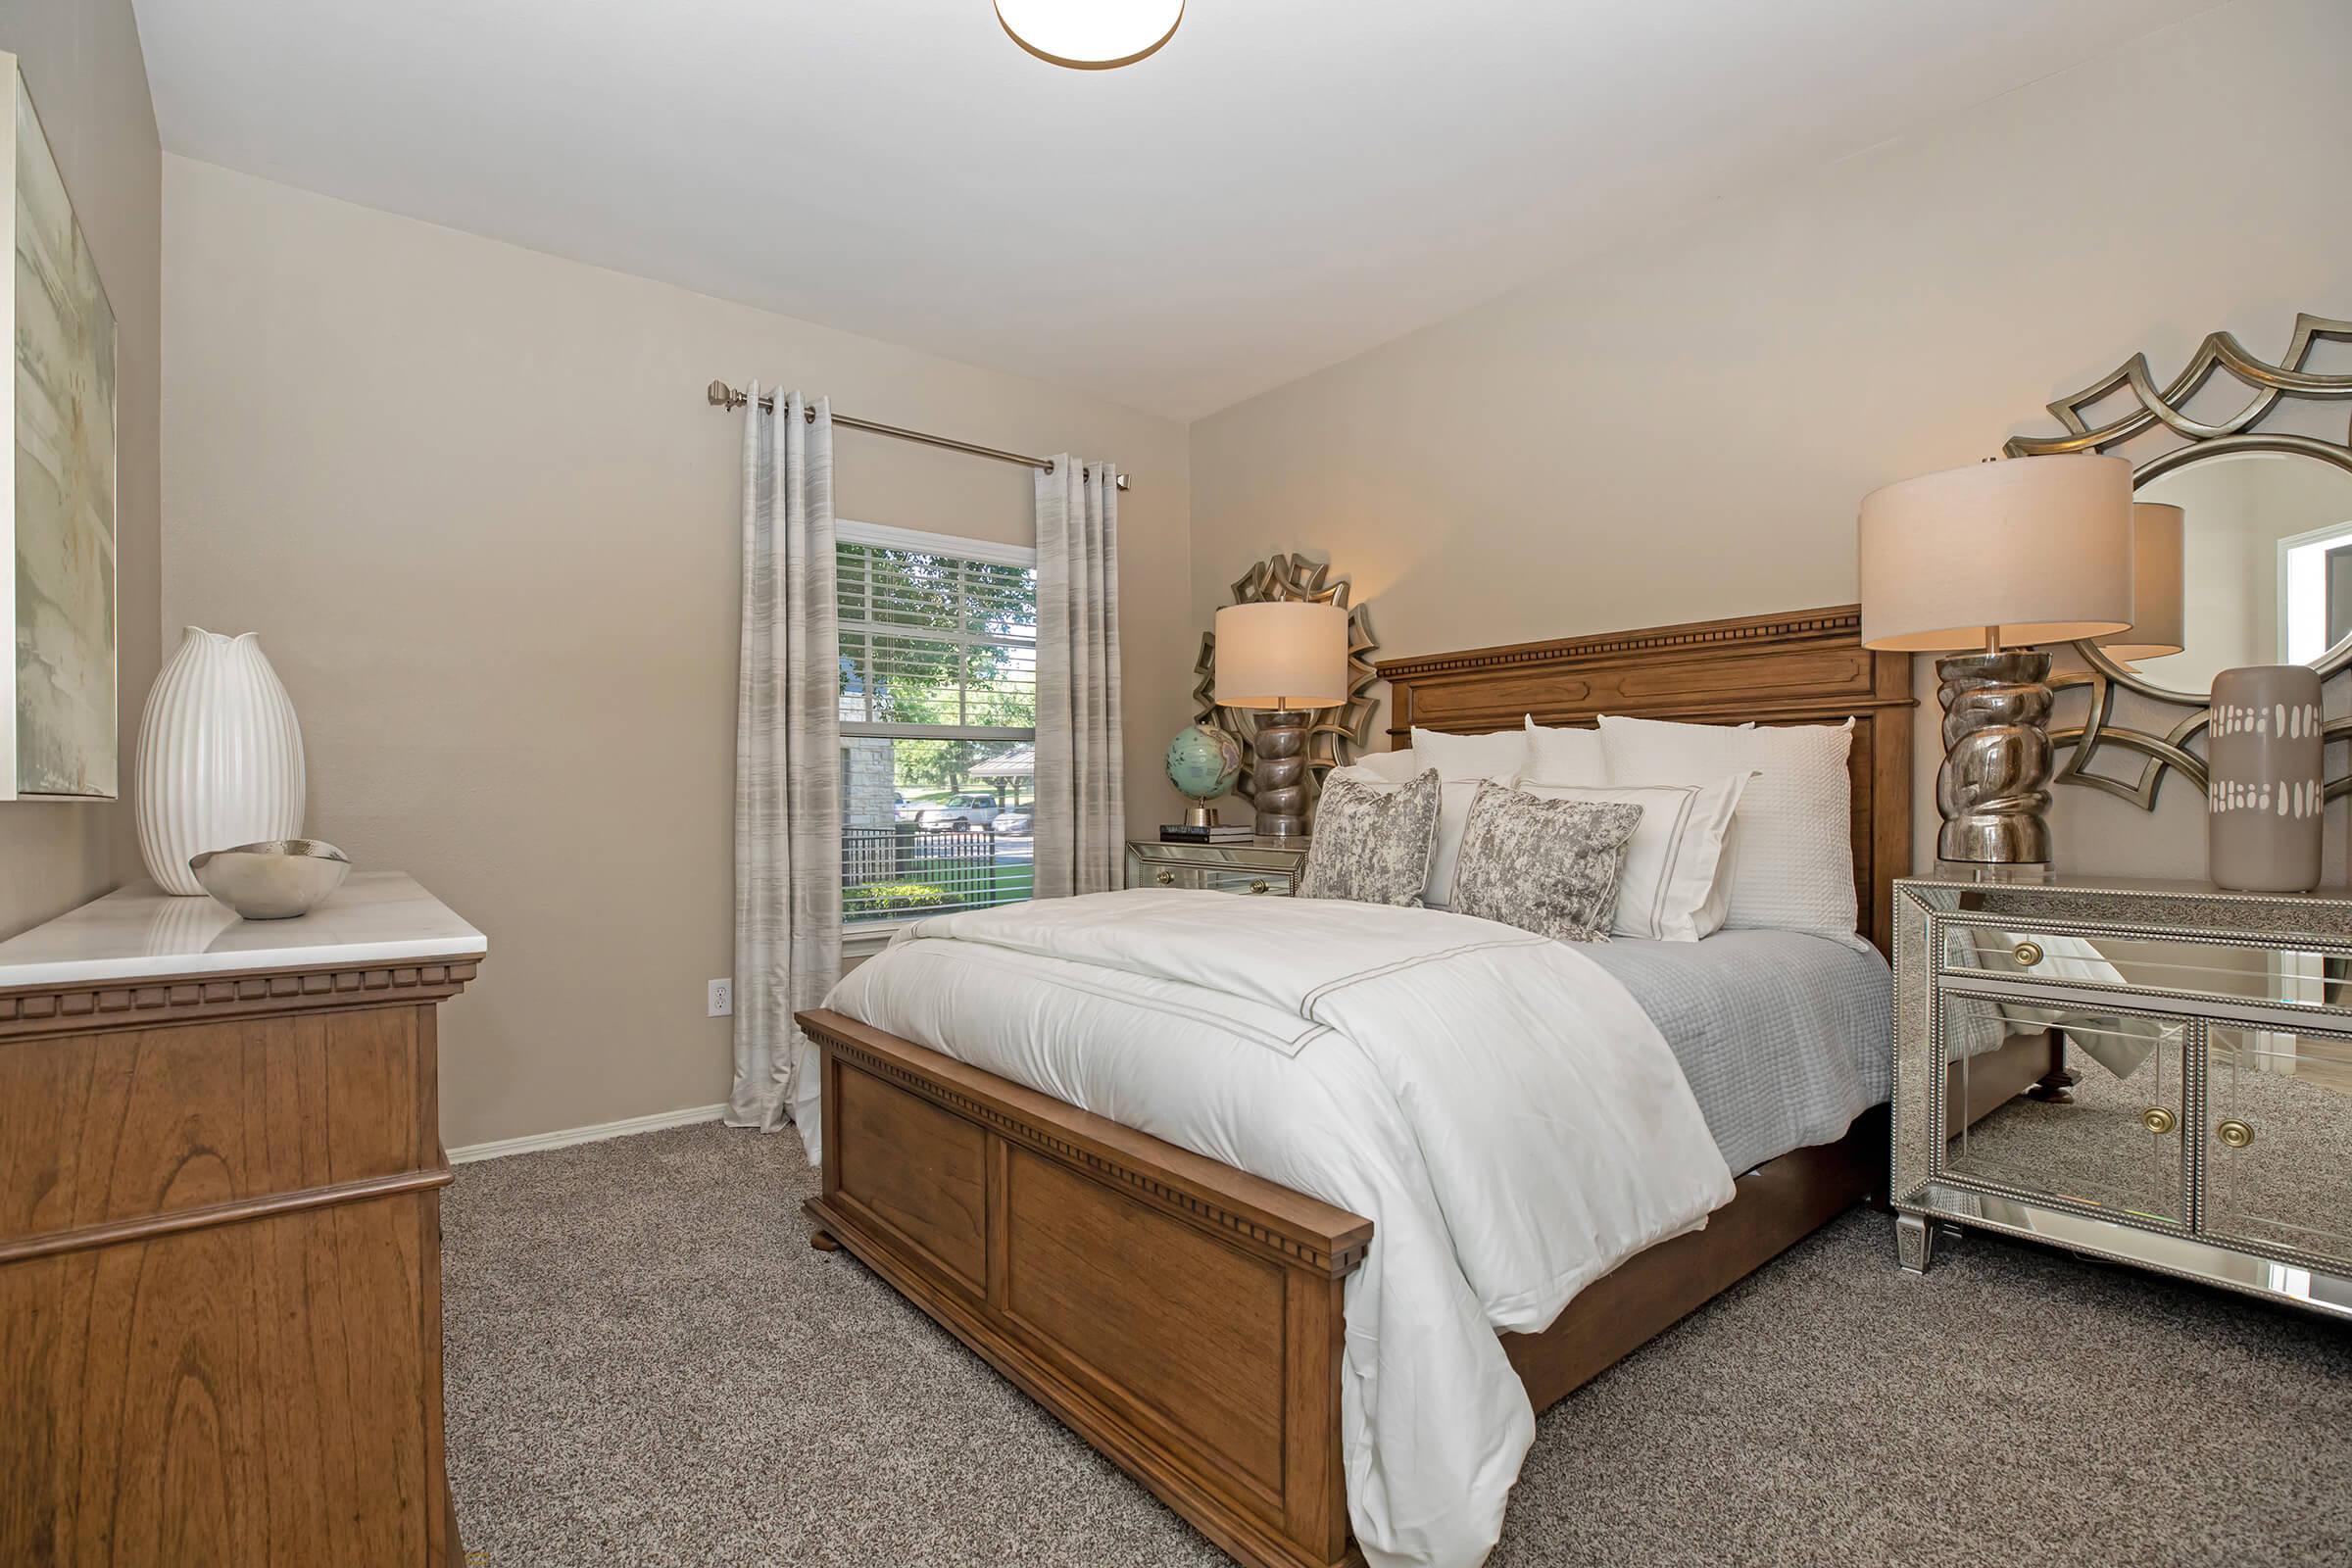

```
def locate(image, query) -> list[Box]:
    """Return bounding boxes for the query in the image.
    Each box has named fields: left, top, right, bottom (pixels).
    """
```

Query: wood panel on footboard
left=799, top=1010, right=1370, bottom=1568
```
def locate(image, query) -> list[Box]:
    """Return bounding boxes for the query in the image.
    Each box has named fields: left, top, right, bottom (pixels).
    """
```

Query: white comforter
left=813, top=890, right=1736, bottom=1568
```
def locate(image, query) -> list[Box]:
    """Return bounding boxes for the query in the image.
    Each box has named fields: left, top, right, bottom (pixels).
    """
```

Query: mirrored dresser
left=1893, top=876, right=2352, bottom=1320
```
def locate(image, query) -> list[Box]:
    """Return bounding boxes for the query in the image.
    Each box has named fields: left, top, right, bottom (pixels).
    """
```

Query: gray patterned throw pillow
left=1298, top=769, right=1442, bottom=906
left=1449, top=781, right=1643, bottom=942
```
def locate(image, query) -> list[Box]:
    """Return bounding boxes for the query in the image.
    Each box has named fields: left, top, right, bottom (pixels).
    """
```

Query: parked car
left=892, top=792, right=923, bottom=823
left=919, top=792, right=1004, bottom=829
left=989, top=811, right=1032, bottom=837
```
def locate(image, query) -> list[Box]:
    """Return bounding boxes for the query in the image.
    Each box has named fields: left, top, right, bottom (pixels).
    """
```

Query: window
left=837, top=521, right=1037, bottom=925
left=2279, top=522, right=2352, bottom=665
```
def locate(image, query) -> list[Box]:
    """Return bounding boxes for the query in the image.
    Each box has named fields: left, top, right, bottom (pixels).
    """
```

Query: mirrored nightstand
left=1124, top=837, right=1307, bottom=898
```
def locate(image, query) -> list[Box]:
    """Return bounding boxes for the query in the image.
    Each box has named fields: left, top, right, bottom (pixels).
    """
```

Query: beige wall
left=1190, top=0, right=2352, bottom=882
left=162, top=157, right=1192, bottom=1148
left=0, top=1, right=162, bottom=938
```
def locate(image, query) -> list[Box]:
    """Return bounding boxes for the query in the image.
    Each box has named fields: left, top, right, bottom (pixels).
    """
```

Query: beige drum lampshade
left=1213, top=602, right=1348, bottom=710
left=1857, top=454, right=2135, bottom=651
left=2096, top=502, right=2185, bottom=662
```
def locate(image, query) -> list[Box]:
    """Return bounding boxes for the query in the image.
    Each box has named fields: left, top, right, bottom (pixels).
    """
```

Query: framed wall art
left=1, top=52, right=119, bottom=802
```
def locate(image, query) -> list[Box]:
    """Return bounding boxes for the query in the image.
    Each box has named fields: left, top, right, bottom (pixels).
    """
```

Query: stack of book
left=1159, top=822, right=1254, bottom=844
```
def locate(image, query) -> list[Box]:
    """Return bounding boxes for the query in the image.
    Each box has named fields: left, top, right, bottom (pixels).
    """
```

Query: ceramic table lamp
left=1859, top=454, right=2135, bottom=875
left=1213, top=601, right=1348, bottom=837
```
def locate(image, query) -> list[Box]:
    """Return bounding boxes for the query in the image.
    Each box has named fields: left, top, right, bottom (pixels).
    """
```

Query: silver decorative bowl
left=189, top=839, right=353, bottom=920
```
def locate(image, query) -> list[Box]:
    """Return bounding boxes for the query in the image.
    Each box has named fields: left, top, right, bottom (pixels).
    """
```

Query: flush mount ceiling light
left=996, top=0, right=1184, bottom=70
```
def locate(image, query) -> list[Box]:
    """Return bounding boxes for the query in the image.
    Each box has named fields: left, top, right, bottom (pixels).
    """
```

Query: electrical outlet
left=708, top=978, right=733, bottom=1017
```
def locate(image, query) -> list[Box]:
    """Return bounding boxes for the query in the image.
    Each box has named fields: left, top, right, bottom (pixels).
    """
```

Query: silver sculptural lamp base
left=1250, top=707, right=1311, bottom=837
left=1934, top=648, right=2056, bottom=876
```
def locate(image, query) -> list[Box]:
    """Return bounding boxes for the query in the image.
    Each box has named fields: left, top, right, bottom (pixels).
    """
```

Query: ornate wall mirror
left=2005, top=314, right=2352, bottom=808
left=2092, top=442, right=2352, bottom=703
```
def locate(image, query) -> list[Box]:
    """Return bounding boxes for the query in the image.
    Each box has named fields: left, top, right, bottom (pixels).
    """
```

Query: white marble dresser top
left=0, top=871, right=486, bottom=988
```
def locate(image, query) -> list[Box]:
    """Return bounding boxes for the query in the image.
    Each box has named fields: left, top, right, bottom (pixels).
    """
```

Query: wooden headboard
left=1378, top=605, right=1915, bottom=955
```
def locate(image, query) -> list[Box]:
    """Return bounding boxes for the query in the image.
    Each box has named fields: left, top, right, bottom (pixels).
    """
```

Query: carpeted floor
left=443, top=1124, right=2352, bottom=1568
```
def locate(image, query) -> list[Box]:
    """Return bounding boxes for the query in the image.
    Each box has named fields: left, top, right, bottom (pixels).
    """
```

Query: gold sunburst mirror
left=2005, top=313, right=2352, bottom=808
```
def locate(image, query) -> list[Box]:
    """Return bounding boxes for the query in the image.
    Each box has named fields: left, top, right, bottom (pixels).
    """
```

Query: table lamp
left=2095, top=502, right=2185, bottom=667
left=1859, top=454, right=2134, bottom=873
left=1213, top=601, right=1349, bottom=837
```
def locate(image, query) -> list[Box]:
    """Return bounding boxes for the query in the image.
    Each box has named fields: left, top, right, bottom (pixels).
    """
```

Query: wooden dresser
left=0, top=873, right=486, bottom=1566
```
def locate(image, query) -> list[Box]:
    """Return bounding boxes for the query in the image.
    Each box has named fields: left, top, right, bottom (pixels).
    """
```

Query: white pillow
left=1421, top=779, right=1488, bottom=908
left=1521, top=718, right=1607, bottom=787
left=1411, top=725, right=1530, bottom=781
left=1325, top=761, right=1481, bottom=908
left=1518, top=776, right=1750, bottom=941
left=1597, top=715, right=1856, bottom=938
left=1349, top=747, right=1423, bottom=784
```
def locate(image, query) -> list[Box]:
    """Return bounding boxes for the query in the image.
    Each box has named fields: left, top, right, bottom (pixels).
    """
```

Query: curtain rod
left=705, top=381, right=1130, bottom=492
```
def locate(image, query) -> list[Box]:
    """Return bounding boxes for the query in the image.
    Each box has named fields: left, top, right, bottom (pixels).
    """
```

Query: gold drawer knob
left=1154, top=869, right=1175, bottom=887
left=1249, top=880, right=1271, bottom=895
left=2217, top=1119, right=2255, bottom=1150
left=2012, top=941, right=2044, bottom=967
left=2140, top=1106, right=2177, bottom=1136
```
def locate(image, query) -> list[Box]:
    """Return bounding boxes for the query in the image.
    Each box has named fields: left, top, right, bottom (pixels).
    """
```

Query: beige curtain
left=1033, top=457, right=1124, bottom=897
left=728, top=387, right=841, bottom=1140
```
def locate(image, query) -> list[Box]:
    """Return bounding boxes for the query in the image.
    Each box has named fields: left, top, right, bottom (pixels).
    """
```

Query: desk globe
left=1166, top=722, right=1244, bottom=828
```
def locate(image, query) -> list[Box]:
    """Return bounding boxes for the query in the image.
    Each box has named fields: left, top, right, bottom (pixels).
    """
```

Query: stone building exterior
left=843, top=737, right=897, bottom=830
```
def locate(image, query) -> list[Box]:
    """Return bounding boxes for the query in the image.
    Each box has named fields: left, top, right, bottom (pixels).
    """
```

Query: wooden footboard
left=798, top=1008, right=1372, bottom=1568
left=799, top=1006, right=1901, bottom=1568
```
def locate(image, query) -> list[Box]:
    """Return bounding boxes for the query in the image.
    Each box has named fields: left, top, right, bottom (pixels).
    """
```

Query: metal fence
left=842, top=823, right=1011, bottom=921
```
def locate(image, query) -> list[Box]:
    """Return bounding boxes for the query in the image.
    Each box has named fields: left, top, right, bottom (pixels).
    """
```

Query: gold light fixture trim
left=996, top=0, right=1184, bottom=70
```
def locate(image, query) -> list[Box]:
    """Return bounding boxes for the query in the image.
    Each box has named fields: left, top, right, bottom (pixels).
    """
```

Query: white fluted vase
left=135, top=627, right=307, bottom=895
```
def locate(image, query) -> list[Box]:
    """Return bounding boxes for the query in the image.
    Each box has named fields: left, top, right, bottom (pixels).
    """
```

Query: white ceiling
left=131, top=0, right=2218, bottom=420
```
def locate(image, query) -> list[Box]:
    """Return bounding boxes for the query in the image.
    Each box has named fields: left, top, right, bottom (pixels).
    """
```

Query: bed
left=794, top=605, right=2059, bottom=1568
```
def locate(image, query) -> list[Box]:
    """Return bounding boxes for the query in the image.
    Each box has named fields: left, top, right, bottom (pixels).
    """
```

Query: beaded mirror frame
left=2003, top=313, right=2352, bottom=809
left=1192, top=553, right=1380, bottom=813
